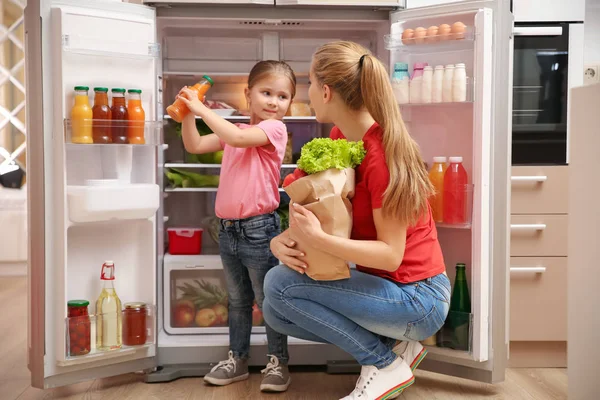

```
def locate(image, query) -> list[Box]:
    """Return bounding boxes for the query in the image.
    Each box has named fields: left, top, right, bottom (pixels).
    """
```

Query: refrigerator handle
left=513, top=27, right=563, bottom=37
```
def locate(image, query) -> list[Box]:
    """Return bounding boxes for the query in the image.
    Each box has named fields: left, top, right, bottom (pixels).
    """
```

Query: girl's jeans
left=219, top=212, right=288, bottom=362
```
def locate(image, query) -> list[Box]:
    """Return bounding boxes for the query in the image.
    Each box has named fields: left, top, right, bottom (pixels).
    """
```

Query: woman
left=262, top=41, right=451, bottom=400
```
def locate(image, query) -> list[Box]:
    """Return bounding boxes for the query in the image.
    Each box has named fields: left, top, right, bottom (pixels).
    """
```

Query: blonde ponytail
left=313, top=42, right=433, bottom=225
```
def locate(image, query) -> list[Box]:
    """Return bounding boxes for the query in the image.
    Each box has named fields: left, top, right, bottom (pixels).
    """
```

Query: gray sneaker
left=203, top=351, right=249, bottom=386
left=260, top=355, right=291, bottom=392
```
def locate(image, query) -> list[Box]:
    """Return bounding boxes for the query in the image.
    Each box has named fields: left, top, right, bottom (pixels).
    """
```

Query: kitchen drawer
left=510, top=215, right=568, bottom=257
left=511, top=166, right=568, bottom=214
left=510, top=257, right=567, bottom=341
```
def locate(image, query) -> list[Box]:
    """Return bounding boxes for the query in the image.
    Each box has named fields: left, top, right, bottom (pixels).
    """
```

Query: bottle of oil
left=96, top=261, right=122, bottom=350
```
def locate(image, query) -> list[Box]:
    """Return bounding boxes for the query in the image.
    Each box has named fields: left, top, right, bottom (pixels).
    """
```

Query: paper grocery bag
left=284, top=168, right=356, bottom=281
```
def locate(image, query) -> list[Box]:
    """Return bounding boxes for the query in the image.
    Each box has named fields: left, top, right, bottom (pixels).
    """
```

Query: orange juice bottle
left=428, top=156, right=447, bottom=222
left=70, top=86, right=93, bottom=144
left=166, top=75, right=214, bottom=123
left=127, top=89, right=145, bottom=144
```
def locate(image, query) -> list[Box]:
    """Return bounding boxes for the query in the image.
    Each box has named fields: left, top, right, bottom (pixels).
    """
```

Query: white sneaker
left=392, top=341, right=428, bottom=371
left=339, top=357, right=415, bottom=400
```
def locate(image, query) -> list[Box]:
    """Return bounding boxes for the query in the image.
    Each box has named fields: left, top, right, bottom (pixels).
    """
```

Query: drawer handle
left=511, top=175, right=547, bottom=183
left=184, top=264, right=205, bottom=269
left=510, top=224, right=546, bottom=231
left=510, top=266, right=546, bottom=273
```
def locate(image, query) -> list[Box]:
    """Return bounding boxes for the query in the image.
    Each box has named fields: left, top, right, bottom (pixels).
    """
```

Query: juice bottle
left=443, top=156, right=468, bottom=224
left=428, top=156, right=447, bottom=223
left=96, top=261, right=123, bottom=350
left=166, top=75, right=214, bottom=123
left=127, top=89, right=145, bottom=144
left=92, top=87, right=112, bottom=144
left=110, top=88, right=129, bottom=144
left=70, top=86, right=93, bottom=144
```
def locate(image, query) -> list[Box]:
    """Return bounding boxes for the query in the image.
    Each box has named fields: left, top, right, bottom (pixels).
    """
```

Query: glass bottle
left=110, top=88, right=129, bottom=144
left=449, top=263, right=471, bottom=351
left=92, top=87, right=112, bottom=144
left=96, top=261, right=123, bottom=350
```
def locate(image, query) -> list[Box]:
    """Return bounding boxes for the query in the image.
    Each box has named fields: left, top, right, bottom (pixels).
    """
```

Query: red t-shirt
left=330, top=123, right=446, bottom=283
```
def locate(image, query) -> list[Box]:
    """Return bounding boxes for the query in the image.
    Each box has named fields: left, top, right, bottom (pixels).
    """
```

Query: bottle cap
left=435, top=65, right=444, bottom=70
left=394, top=62, right=409, bottom=71
left=127, top=89, right=142, bottom=94
left=111, top=88, right=126, bottom=93
left=124, top=302, right=147, bottom=310
left=74, top=86, right=89, bottom=91
left=449, top=156, right=463, bottom=163
left=455, top=63, right=466, bottom=68
left=93, top=87, right=108, bottom=92
left=202, top=75, right=214, bottom=86
left=424, top=66, right=433, bottom=71
left=445, top=64, right=455, bottom=69
left=413, top=62, right=428, bottom=69
left=67, top=300, right=90, bottom=307
left=456, top=263, right=466, bottom=268
left=433, top=156, right=447, bottom=163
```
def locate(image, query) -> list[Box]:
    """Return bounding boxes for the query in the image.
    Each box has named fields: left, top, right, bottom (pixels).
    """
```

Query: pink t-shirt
left=215, top=119, right=288, bottom=219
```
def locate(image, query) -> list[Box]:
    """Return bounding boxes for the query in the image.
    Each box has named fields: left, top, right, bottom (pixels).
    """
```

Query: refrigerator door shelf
left=64, top=120, right=163, bottom=147
left=59, top=305, right=156, bottom=367
left=385, top=27, right=475, bottom=53
left=67, top=183, right=159, bottom=224
left=61, top=34, right=160, bottom=60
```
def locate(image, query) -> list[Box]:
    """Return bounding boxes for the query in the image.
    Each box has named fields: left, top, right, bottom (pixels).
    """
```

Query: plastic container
left=391, top=62, right=410, bottom=105
left=432, top=65, right=444, bottom=103
left=421, top=66, right=433, bottom=104
left=442, top=64, right=455, bottom=103
left=410, top=62, right=427, bottom=104
left=168, top=228, right=203, bottom=255
left=443, top=156, right=468, bottom=224
left=428, top=156, right=447, bottom=223
left=452, top=63, right=467, bottom=102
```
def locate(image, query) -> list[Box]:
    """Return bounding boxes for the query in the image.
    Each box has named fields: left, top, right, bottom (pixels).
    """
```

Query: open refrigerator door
left=25, top=0, right=161, bottom=389
left=387, top=0, right=512, bottom=383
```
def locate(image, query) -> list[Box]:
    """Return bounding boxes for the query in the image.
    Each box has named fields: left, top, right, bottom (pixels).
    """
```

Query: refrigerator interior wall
left=390, top=8, right=492, bottom=362
left=43, top=3, right=159, bottom=378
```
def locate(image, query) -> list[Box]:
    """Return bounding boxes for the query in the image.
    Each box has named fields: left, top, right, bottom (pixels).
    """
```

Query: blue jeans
left=219, top=212, right=288, bottom=362
left=263, top=266, right=450, bottom=369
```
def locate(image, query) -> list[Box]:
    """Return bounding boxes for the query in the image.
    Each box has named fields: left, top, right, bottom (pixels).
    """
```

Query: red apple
left=195, top=308, right=218, bottom=327
left=173, top=300, right=195, bottom=327
left=212, top=304, right=228, bottom=326
left=252, top=304, right=264, bottom=326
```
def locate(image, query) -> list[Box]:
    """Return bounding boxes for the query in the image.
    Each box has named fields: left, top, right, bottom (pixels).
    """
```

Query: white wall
left=585, top=0, right=600, bottom=65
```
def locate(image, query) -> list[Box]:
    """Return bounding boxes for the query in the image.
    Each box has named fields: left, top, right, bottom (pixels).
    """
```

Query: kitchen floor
left=0, top=276, right=567, bottom=400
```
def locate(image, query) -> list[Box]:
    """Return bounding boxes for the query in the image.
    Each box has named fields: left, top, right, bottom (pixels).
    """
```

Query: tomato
left=282, top=168, right=308, bottom=187
left=76, top=323, right=87, bottom=335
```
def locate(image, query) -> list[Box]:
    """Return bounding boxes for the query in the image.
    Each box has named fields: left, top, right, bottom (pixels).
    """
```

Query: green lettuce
left=297, top=138, right=366, bottom=175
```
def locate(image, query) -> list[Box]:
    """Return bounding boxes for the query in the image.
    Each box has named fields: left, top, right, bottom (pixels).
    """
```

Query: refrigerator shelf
left=62, top=34, right=160, bottom=60
left=385, top=29, right=475, bottom=54
left=164, top=163, right=298, bottom=169
left=436, top=222, right=472, bottom=230
left=163, top=114, right=317, bottom=122
left=60, top=306, right=156, bottom=367
left=164, top=253, right=223, bottom=270
left=67, top=183, right=159, bottom=224
left=64, top=119, right=163, bottom=146
left=165, top=187, right=287, bottom=193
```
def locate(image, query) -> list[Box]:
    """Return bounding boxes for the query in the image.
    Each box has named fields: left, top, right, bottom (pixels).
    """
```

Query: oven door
left=512, top=24, right=569, bottom=165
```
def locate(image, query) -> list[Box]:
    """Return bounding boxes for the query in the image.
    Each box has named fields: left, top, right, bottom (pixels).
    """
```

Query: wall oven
left=511, top=23, right=583, bottom=165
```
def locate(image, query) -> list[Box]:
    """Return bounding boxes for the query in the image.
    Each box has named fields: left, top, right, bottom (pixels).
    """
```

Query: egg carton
left=384, top=25, right=475, bottom=51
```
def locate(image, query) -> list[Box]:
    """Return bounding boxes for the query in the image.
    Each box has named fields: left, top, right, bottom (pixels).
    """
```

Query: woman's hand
left=290, top=203, right=325, bottom=246
left=270, top=233, right=307, bottom=274
left=177, top=87, right=207, bottom=116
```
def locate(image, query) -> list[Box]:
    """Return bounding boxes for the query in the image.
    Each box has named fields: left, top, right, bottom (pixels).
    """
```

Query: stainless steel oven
left=511, top=23, right=584, bottom=165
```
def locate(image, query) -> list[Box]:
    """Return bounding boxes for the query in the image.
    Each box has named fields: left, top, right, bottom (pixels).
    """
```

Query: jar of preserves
left=122, top=302, right=148, bottom=346
left=67, top=300, right=91, bottom=356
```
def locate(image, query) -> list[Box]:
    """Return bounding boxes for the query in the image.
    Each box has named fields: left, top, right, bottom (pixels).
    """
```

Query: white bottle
left=410, top=76, right=422, bottom=104
left=442, top=64, right=455, bottom=103
left=391, top=63, right=411, bottom=104
left=452, top=63, right=467, bottom=102
left=432, top=65, right=444, bottom=103
left=421, top=66, right=433, bottom=104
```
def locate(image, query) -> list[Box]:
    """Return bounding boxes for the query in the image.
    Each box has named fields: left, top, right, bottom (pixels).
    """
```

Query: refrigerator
left=25, top=0, right=513, bottom=389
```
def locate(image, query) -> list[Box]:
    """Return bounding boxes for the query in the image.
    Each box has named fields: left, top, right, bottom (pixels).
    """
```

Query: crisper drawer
left=510, top=215, right=568, bottom=257
left=163, top=254, right=266, bottom=335
left=511, top=166, right=568, bottom=214
left=510, top=257, right=567, bottom=341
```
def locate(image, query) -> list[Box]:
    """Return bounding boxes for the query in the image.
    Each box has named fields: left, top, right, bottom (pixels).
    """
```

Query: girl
left=176, top=60, right=296, bottom=393
left=264, top=42, right=451, bottom=400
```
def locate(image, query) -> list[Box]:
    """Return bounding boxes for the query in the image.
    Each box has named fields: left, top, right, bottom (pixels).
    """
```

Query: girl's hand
left=290, top=203, right=325, bottom=245
left=270, top=233, right=307, bottom=274
left=177, top=87, right=207, bottom=116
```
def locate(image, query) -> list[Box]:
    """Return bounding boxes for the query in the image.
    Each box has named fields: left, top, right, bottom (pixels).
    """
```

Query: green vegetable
left=297, top=138, right=366, bottom=175
left=166, top=168, right=220, bottom=188
left=173, top=120, right=222, bottom=164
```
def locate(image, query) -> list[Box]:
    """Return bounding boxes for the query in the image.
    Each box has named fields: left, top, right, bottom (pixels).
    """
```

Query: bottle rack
left=398, top=76, right=474, bottom=107
left=64, top=119, right=163, bottom=146
left=384, top=27, right=476, bottom=53
left=434, top=183, right=474, bottom=230
left=59, top=305, right=156, bottom=367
